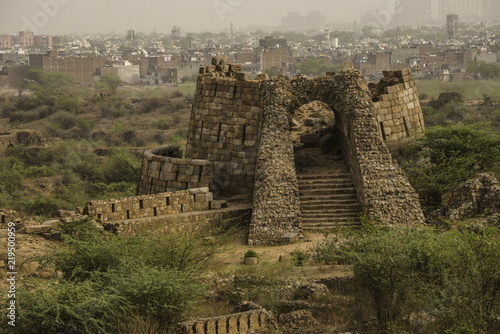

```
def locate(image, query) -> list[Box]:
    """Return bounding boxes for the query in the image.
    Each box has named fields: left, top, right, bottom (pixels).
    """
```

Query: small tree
left=96, top=74, right=122, bottom=94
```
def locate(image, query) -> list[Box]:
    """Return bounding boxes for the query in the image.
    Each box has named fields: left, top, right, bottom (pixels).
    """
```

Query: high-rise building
left=395, top=0, right=432, bottom=27
left=447, top=14, right=459, bottom=41
left=439, top=0, right=484, bottom=22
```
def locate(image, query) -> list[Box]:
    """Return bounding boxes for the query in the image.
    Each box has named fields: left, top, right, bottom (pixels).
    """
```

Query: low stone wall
left=177, top=309, right=271, bottom=334
left=137, top=145, right=213, bottom=195
left=433, top=173, right=500, bottom=221
left=0, top=130, right=46, bottom=153
left=0, top=209, right=22, bottom=229
left=84, top=188, right=213, bottom=222
left=103, top=206, right=251, bottom=236
left=371, top=69, right=425, bottom=155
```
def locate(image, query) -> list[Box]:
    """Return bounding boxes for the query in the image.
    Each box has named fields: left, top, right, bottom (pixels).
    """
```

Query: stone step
left=300, top=188, right=356, bottom=196
left=302, top=222, right=362, bottom=230
left=302, top=212, right=360, bottom=218
left=299, top=180, right=354, bottom=190
left=300, top=193, right=357, bottom=201
left=300, top=199, right=359, bottom=205
left=297, top=174, right=351, bottom=181
left=302, top=208, right=361, bottom=214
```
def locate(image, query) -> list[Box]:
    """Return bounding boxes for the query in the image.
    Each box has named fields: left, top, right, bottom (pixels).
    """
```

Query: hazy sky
left=0, top=0, right=393, bottom=35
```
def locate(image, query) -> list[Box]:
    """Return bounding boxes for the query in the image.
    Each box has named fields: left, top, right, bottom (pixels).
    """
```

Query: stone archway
left=248, top=71, right=426, bottom=245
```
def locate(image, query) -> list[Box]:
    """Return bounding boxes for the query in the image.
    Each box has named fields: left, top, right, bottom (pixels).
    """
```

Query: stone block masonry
left=85, top=188, right=214, bottom=222
left=186, top=58, right=262, bottom=197
left=137, top=145, right=213, bottom=195
left=177, top=309, right=272, bottom=334
left=0, top=209, right=22, bottom=229
left=139, top=57, right=426, bottom=246
left=371, top=69, right=425, bottom=155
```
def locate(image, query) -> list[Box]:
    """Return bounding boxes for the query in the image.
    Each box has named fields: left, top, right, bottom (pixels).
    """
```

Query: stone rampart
left=371, top=69, right=425, bottom=154
left=249, top=68, right=425, bottom=244
left=137, top=145, right=213, bottom=195
left=104, top=206, right=251, bottom=236
left=177, top=309, right=271, bottom=334
left=185, top=57, right=262, bottom=197
left=0, top=209, right=22, bottom=229
left=0, top=130, right=46, bottom=153
left=85, top=188, right=213, bottom=222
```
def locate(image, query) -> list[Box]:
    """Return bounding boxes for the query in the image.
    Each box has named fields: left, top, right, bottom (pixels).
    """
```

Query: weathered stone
left=25, top=225, right=52, bottom=234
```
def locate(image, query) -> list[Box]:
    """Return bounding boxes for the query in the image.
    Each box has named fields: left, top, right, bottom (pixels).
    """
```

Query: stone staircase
left=297, top=152, right=361, bottom=230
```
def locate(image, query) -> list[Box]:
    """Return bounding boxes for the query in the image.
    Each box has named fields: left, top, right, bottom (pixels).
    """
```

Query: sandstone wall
left=104, top=207, right=251, bottom=237
left=177, top=309, right=271, bottom=334
left=137, top=145, right=213, bottom=195
left=0, top=209, right=22, bottom=229
left=185, top=63, right=262, bottom=197
left=85, top=188, right=213, bottom=222
left=0, top=130, right=46, bottom=153
left=371, top=69, right=425, bottom=154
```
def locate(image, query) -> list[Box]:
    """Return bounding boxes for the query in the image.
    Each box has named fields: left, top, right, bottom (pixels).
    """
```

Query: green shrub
left=244, top=250, right=258, bottom=259
left=400, top=123, right=500, bottom=213
left=291, top=249, right=310, bottom=266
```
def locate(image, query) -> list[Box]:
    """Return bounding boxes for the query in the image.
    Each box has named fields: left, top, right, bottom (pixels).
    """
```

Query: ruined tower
left=138, top=57, right=426, bottom=245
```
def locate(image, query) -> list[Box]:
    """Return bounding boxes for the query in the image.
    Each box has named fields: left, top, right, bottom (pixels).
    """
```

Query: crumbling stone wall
left=185, top=57, right=262, bottom=197
left=248, top=77, right=302, bottom=245
left=0, top=130, right=46, bottom=153
left=370, top=69, right=425, bottom=154
left=249, top=68, right=425, bottom=244
left=104, top=207, right=251, bottom=236
left=137, top=145, right=213, bottom=195
left=177, top=309, right=271, bottom=334
left=85, top=188, right=214, bottom=222
left=140, top=59, right=425, bottom=245
left=0, top=209, right=22, bottom=229
left=433, top=173, right=500, bottom=221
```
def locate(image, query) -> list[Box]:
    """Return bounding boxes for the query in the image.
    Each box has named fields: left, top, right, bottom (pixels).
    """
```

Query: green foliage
left=180, top=74, right=198, bottom=84
left=26, top=69, right=74, bottom=91
left=96, top=74, right=122, bottom=94
left=400, top=123, right=500, bottom=213
left=312, top=224, right=500, bottom=332
left=244, top=249, right=258, bottom=258
left=264, top=66, right=281, bottom=78
left=291, top=249, right=310, bottom=266
left=55, top=94, right=81, bottom=114
left=295, top=57, right=342, bottom=76
left=467, top=60, right=500, bottom=79
left=3, top=218, right=211, bottom=333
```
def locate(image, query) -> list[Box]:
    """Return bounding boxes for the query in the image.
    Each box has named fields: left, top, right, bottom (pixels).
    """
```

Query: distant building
left=29, top=51, right=105, bottom=86
left=447, top=14, right=459, bottom=41
left=395, top=0, right=432, bottom=27
left=18, top=31, right=34, bottom=48
left=172, top=26, right=181, bottom=40
left=257, top=36, right=291, bottom=72
left=34, top=35, right=53, bottom=49
left=439, top=0, right=484, bottom=22
left=281, top=11, right=327, bottom=31
left=0, top=35, right=14, bottom=49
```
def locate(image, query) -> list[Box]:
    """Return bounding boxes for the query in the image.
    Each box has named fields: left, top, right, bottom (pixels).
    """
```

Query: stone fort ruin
left=132, top=56, right=426, bottom=245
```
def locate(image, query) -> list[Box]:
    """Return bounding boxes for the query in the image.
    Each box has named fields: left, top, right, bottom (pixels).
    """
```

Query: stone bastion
left=137, top=56, right=426, bottom=245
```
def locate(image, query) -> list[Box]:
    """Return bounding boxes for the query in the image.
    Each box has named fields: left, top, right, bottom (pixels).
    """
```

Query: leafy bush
left=291, top=249, right=310, bottom=266
left=244, top=249, right=258, bottom=259
left=312, top=224, right=500, bottom=332
left=400, top=123, right=500, bottom=213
